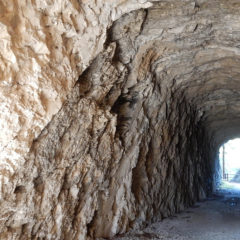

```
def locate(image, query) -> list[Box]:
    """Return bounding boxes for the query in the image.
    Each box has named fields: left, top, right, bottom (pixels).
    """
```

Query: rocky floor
left=110, top=187, right=240, bottom=240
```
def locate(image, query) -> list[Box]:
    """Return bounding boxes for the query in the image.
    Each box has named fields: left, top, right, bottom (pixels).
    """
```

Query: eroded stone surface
left=0, top=0, right=152, bottom=191
left=2, top=0, right=240, bottom=239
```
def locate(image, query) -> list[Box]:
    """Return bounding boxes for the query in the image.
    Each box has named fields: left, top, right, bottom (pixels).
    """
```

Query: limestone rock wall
left=0, top=0, right=152, bottom=195
left=0, top=6, right=213, bottom=239
left=2, top=0, right=240, bottom=239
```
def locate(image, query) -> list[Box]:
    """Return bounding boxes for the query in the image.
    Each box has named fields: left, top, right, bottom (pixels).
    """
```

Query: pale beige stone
left=1, top=0, right=240, bottom=239
left=0, top=0, right=153, bottom=190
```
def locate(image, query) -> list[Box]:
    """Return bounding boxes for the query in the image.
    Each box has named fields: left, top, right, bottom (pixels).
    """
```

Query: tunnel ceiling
left=130, top=0, right=240, bottom=146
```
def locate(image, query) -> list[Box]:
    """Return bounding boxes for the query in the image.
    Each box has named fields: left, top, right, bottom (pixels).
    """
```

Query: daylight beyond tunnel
left=1, top=1, right=240, bottom=239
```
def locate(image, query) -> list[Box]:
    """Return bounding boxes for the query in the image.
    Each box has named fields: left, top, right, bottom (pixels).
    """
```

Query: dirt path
left=110, top=190, right=240, bottom=240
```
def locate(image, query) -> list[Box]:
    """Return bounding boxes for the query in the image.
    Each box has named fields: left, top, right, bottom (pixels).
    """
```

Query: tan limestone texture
left=0, top=0, right=152, bottom=193
left=1, top=0, right=240, bottom=239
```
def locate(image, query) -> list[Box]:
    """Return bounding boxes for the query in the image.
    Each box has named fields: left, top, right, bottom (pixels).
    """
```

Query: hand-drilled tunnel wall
left=1, top=0, right=240, bottom=239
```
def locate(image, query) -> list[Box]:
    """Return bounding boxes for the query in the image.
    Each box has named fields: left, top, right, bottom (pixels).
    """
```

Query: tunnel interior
left=2, top=0, right=240, bottom=239
left=84, top=1, right=240, bottom=237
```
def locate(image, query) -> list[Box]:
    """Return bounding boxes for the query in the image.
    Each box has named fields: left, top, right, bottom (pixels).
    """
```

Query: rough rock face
left=1, top=0, right=240, bottom=239
left=0, top=0, right=152, bottom=190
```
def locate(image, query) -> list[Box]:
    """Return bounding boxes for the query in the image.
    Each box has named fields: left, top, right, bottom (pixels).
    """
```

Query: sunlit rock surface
left=0, top=0, right=152, bottom=190
left=1, top=0, right=240, bottom=239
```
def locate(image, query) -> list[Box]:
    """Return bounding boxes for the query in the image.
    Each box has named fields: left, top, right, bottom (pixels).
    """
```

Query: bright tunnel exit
left=219, top=138, right=240, bottom=190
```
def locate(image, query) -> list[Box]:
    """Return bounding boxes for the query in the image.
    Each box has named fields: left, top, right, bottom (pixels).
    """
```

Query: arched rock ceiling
left=136, top=0, right=240, bottom=146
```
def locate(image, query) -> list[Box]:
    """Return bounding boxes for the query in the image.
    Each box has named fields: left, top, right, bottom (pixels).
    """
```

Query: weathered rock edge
left=0, top=6, right=213, bottom=239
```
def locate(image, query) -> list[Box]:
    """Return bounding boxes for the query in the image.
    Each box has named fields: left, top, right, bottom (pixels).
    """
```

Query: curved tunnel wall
left=1, top=0, right=240, bottom=239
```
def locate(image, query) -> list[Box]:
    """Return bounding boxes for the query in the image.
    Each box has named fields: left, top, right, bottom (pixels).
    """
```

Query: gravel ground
left=108, top=189, right=240, bottom=240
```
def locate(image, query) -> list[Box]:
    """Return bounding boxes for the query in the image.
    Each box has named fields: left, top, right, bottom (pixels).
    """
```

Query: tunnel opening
left=217, top=138, right=240, bottom=193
